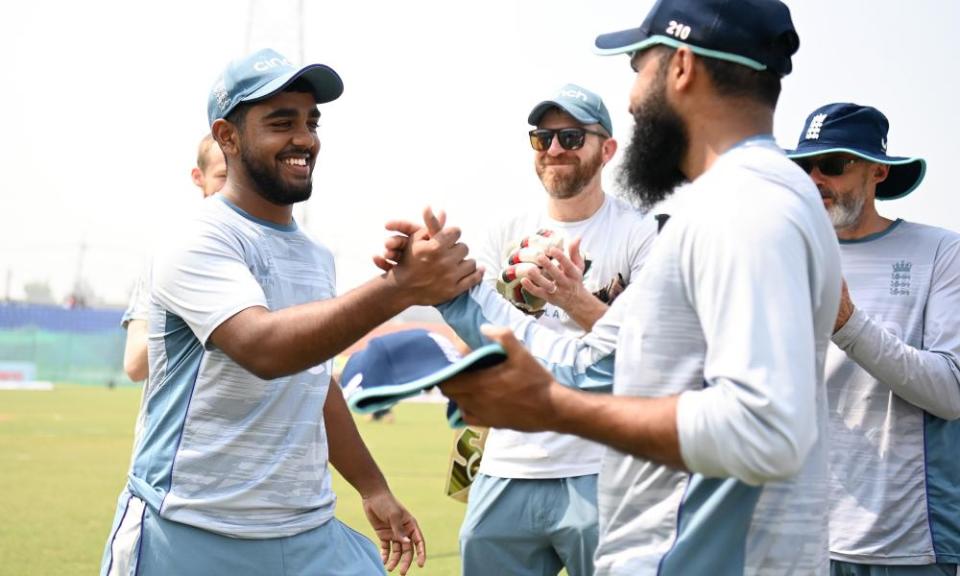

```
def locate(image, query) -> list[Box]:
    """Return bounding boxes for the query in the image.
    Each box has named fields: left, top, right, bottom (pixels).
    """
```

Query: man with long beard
left=436, top=0, right=844, bottom=572
left=787, top=103, right=960, bottom=576
left=99, top=49, right=481, bottom=576
left=456, top=84, right=656, bottom=576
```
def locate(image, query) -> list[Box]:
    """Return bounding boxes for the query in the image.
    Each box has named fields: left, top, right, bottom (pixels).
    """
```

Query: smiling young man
left=100, top=49, right=481, bottom=576
left=436, top=0, right=844, bottom=573
left=787, top=103, right=960, bottom=576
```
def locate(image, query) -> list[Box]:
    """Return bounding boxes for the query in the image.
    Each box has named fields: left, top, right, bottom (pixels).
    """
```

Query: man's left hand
left=518, top=238, right=608, bottom=331
left=362, top=490, right=427, bottom=575
left=834, top=278, right=855, bottom=334
left=520, top=237, right=587, bottom=309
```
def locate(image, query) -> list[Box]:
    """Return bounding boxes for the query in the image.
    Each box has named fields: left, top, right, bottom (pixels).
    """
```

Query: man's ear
left=873, top=163, right=890, bottom=184
left=191, top=167, right=204, bottom=189
left=601, top=137, right=618, bottom=166
left=670, top=46, right=698, bottom=93
left=211, top=119, right=239, bottom=157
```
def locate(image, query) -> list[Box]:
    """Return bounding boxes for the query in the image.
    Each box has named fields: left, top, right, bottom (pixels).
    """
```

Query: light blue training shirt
left=129, top=195, right=338, bottom=538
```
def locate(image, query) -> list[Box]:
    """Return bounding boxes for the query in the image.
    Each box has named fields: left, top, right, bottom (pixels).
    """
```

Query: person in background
left=787, top=102, right=960, bottom=576
left=456, top=83, right=655, bottom=576
left=121, top=134, right=226, bottom=382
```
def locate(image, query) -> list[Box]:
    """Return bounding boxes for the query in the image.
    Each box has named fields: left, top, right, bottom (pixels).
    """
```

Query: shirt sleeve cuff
left=831, top=307, right=869, bottom=350
left=676, top=388, right=719, bottom=477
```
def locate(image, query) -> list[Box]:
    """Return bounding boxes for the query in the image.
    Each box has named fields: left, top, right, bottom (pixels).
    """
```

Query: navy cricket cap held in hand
left=594, top=0, right=800, bottom=77
left=340, top=329, right=506, bottom=424
left=208, top=48, right=343, bottom=126
left=785, top=103, right=926, bottom=200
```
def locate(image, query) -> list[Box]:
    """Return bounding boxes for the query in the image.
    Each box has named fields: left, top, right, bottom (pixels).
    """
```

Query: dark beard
left=240, top=144, right=313, bottom=206
left=618, top=83, right=689, bottom=209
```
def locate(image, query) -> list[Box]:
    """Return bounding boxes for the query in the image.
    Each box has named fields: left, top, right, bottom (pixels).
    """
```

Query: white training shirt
left=826, top=219, right=960, bottom=565
left=473, top=194, right=656, bottom=479
left=128, top=195, right=337, bottom=539
left=595, top=136, right=841, bottom=575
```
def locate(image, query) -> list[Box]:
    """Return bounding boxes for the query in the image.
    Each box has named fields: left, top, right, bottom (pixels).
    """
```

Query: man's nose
left=291, top=124, right=316, bottom=147
left=808, top=167, right=829, bottom=187
left=546, top=133, right=566, bottom=156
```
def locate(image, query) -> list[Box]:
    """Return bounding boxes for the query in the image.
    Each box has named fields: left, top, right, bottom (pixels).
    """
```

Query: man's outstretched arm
left=202, top=209, right=482, bottom=379
left=440, top=326, right=683, bottom=470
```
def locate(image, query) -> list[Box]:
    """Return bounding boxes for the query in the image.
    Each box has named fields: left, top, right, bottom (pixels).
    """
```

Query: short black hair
left=700, top=57, right=782, bottom=108
left=645, top=45, right=782, bottom=108
left=225, top=102, right=251, bottom=130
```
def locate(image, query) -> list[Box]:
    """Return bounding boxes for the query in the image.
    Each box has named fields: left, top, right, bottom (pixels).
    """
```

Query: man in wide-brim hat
left=788, top=102, right=960, bottom=576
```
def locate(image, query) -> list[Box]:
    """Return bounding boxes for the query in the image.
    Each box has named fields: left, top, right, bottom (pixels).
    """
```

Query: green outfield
left=0, top=386, right=468, bottom=576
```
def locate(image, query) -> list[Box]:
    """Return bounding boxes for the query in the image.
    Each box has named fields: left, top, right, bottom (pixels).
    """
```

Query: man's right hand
left=383, top=207, right=483, bottom=306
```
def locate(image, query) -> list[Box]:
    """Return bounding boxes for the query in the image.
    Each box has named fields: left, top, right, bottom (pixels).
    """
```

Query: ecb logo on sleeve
left=890, top=260, right=912, bottom=296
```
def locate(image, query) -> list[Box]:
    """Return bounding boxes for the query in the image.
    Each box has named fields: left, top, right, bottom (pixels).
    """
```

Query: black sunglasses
left=793, top=156, right=860, bottom=176
left=529, top=128, right=607, bottom=152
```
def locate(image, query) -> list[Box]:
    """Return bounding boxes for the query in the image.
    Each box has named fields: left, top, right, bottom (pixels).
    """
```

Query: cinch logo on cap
left=805, top=113, right=827, bottom=140
left=253, top=56, right=293, bottom=72
left=558, top=88, right=589, bottom=102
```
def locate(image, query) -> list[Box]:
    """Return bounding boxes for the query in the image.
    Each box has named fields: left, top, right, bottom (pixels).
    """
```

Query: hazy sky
left=2, top=0, right=958, bottom=306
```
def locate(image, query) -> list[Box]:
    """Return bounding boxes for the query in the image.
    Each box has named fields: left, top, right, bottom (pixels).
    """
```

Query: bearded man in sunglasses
left=787, top=103, right=960, bottom=576
left=447, top=84, right=657, bottom=576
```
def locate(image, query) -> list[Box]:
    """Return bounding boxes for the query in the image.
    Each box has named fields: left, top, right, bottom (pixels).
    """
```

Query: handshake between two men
left=374, top=207, right=592, bottom=319
left=370, top=206, right=602, bottom=435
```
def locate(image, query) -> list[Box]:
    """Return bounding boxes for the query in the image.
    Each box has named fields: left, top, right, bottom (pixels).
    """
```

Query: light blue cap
left=207, top=48, right=343, bottom=126
left=528, top=83, right=613, bottom=135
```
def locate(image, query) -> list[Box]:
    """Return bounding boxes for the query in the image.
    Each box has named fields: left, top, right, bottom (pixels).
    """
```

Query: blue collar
left=839, top=219, right=904, bottom=244
left=727, top=133, right=776, bottom=152
left=217, top=195, right=299, bottom=232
